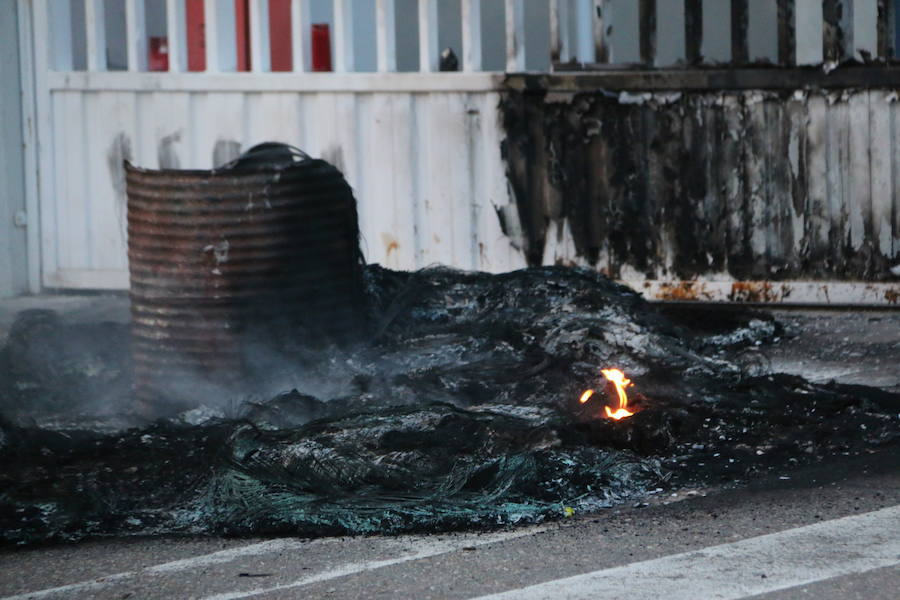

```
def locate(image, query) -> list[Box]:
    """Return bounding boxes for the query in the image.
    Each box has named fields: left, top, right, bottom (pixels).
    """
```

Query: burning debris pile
left=1, top=266, right=898, bottom=545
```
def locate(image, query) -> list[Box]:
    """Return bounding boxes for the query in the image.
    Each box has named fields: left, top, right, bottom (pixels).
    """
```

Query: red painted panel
left=186, top=0, right=206, bottom=71
left=312, top=24, right=332, bottom=71
left=149, top=37, right=169, bottom=71
left=235, top=0, right=250, bottom=71
left=269, top=0, right=292, bottom=71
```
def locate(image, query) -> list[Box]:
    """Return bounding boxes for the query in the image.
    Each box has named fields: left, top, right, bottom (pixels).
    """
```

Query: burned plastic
left=1, top=266, right=898, bottom=545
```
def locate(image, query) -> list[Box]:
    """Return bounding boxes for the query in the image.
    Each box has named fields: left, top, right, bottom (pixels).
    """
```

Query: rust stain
left=381, top=233, right=399, bottom=257
left=885, top=288, right=900, bottom=304
left=654, top=281, right=714, bottom=301
left=729, top=281, right=790, bottom=303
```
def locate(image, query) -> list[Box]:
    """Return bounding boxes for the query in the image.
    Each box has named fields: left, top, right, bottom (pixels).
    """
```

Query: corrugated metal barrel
left=125, top=144, right=365, bottom=410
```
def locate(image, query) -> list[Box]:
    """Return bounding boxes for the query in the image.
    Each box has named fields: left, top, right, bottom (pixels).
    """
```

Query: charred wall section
left=501, top=78, right=900, bottom=283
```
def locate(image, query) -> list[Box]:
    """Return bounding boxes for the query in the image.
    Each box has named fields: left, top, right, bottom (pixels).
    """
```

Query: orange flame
left=578, top=368, right=635, bottom=420
left=601, top=369, right=634, bottom=420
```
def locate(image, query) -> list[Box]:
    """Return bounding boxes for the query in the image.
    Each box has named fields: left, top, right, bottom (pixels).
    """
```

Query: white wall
left=0, top=0, right=28, bottom=298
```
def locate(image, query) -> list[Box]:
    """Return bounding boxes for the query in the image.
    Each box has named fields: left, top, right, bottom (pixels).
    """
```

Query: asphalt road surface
left=2, top=300, right=898, bottom=599
left=1, top=447, right=898, bottom=600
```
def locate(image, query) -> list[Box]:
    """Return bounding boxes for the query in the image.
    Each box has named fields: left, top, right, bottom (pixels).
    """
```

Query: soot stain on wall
left=500, top=87, right=898, bottom=282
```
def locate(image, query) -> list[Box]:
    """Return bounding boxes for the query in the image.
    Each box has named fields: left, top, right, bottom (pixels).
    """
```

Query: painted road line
left=1, top=525, right=550, bottom=600
left=201, top=525, right=552, bottom=600
left=0, top=539, right=310, bottom=600
left=472, top=504, right=900, bottom=600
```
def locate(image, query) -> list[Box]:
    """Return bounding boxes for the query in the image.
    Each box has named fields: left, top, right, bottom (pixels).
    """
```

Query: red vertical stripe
left=185, top=0, right=206, bottom=71
left=269, top=0, right=293, bottom=71
left=235, top=0, right=250, bottom=71
left=312, top=24, right=331, bottom=71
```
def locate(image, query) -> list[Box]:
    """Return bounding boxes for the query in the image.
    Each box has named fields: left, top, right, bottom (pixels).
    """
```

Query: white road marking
left=0, top=539, right=310, bottom=600
left=200, top=526, right=552, bottom=600
left=0, top=525, right=550, bottom=600
left=471, top=505, right=900, bottom=600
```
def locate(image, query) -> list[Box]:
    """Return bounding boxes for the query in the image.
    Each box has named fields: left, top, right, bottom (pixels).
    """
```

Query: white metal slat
left=418, top=0, right=439, bottom=72
left=364, top=93, right=397, bottom=266
left=592, top=0, right=606, bottom=62
left=249, top=0, right=271, bottom=72
left=334, top=93, right=361, bottom=201
left=85, top=0, right=107, bottom=71
left=893, top=99, right=900, bottom=258
left=17, top=0, right=43, bottom=291
left=475, top=91, right=526, bottom=272
left=291, top=0, right=311, bottom=72
left=354, top=94, right=380, bottom=264
left=334, top=0, right=355, bottom=73
left=446, top=93, right=477, bottom=269
left=462, top=0, right=483, bottom=72
left=505, top=0, right=526, bottom=71
left=134, top=92, right=157, bottom=168
left=848, top=92, right=871, bottom=253
left=245, top=93, right=303, bottom=147
left=125, top=0, right=147, bottom=72
left=388, top=93, right=419, bottom=270
left=825, top=98, right=851, bottom=263
left=305, top=92, right=338, bottom=162
left=745, top=96, right=768, bottom=259
left=154, top=92, right=191, bottom=169
left=868, top=90, right=893, bottom=258
left=55, top=92, right=91, bottom=271
left=805, top=94, right=830, bottom=258
left=376, top=0, right=397, bottom=72
left=204, top=0, right=221, bottom=72
left=190, top=92, right=244, bottom=168
left=166, top=0, right=188, bottom=72
left=87, top=92, right=134, bottom=271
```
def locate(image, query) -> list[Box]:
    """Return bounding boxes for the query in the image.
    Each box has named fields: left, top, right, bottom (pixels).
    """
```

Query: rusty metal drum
left=125, top=143, right=365, bottom=410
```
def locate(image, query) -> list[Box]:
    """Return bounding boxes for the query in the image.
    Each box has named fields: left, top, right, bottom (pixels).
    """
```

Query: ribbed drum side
left=125, top=158, right=365, bottom=409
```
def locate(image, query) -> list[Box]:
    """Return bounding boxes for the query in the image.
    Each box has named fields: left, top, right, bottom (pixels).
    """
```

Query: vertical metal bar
left=204, top=0, right=219, bottom=71
left=85, top=0, right=107, bottom=71
left=334, top=0, right=354, bottom=72
left=418, top=0, right=438, bottom=72
left=505, top=0, right=526, bottom=71
left=777, top=0, right=796, bottom=65
left=639, top=0, right=656, bottom=65
left=795, top=0, right=824, bottom=65
left=18, top=0, right=43, bottom=291
left=551, top=0, right=563, bottom=63
left=823, top=0, right=849, bottom=63
left=291, top=0, right=310, bottom=72
left=462, top=0, right=483, bottom=71
left=166, top=0, right=188, bottom=72
left=593, top=0, right=608, bottom=62
left=878, top=0, right=894, bottom=58
left=249, top=0, right=270, bottom=72
left=685, top=0, right=702, bottom=64
left=731, top=0, right=749, bottom=63
left=125, top=0, right=147, bottom=71
left=377, top=0, right=397, bottom=72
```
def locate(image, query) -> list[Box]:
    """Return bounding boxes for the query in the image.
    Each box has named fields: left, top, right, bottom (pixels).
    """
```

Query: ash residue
left=1, top=267, right=898, bottom=545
